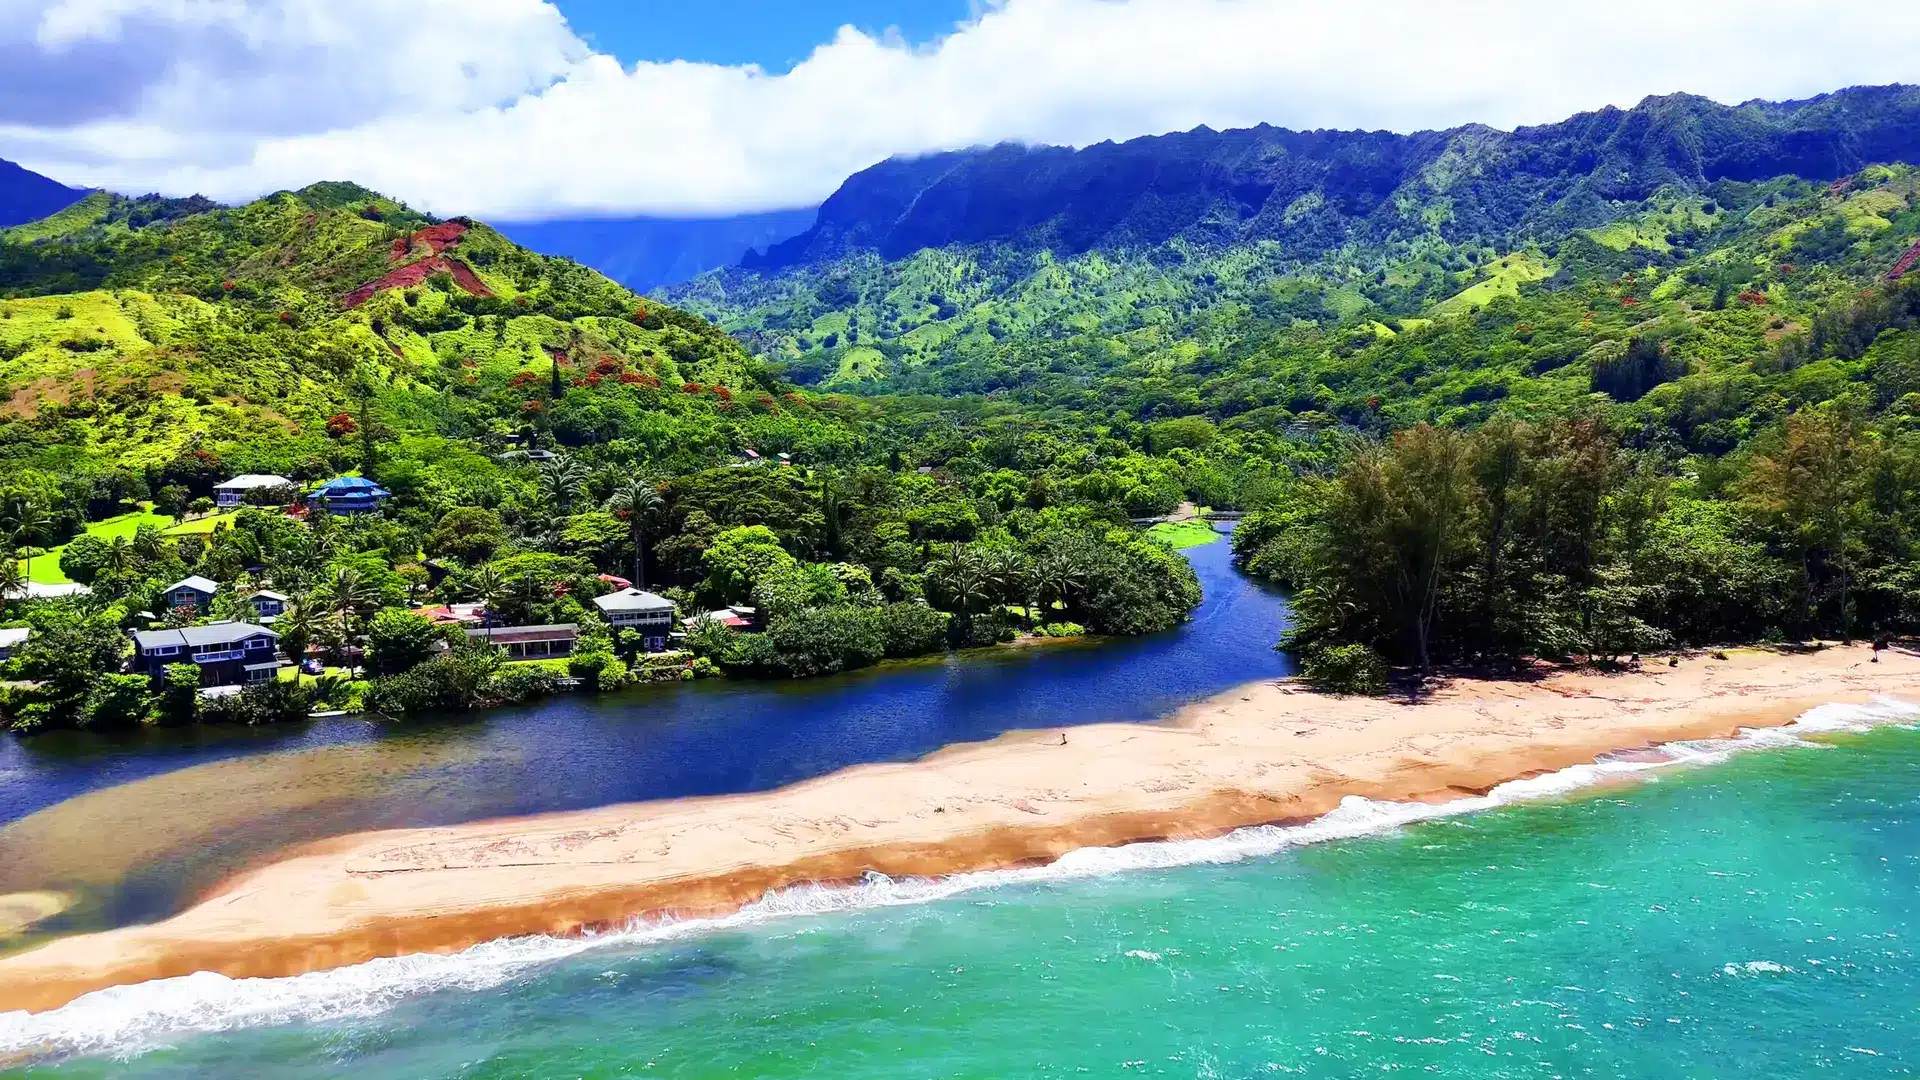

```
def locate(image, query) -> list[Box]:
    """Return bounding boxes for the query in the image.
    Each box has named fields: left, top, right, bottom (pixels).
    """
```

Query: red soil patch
left=342, top=257, right=493, bottom=308
left=1890, top=240, right=1920, bottom=282
left=390, top=222, right=469, bottom=262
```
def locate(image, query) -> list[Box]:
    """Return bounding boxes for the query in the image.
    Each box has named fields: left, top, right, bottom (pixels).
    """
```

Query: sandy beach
left=2, top=644, right=1916, bottom=1014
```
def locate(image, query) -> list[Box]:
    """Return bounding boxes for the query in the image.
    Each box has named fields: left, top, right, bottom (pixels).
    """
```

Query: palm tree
left=537, top=456, right=588, bottom=515
left=102, top=535, right=134, bottom=578
left=1031, top=549, right=1090, bottom=619
left=2, top=499, right=50, bottom=586
left=0, top=549, right=24, bottom=612
left=927, top=544, right=994, bottom=625
left=607, top=476, right=665, bottom=587
left=468, top=564, right=505, bottom=612
left=278, top=597, right=318, bottom=670
left=129, top=523, right=166, bottom=565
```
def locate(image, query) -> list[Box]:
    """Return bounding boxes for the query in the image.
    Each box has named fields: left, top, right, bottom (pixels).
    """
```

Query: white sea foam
left=3, top=694, right=1915, bottom=1063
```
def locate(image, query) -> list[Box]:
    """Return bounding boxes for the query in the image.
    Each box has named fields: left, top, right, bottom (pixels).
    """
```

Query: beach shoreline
left=2, top=643, right=1916, bottom=1015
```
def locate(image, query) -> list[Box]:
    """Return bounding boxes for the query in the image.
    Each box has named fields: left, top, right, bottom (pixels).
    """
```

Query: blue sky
left=556, top=0, right=972, bottom=70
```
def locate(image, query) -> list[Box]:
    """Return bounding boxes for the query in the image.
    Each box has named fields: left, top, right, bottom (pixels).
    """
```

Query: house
left=415, top=602, right=487, bottom=627
left=465, top=624, right=578, bottom=661
left=214, top=474, right=294, bottom=509
left=496, top=449, right=558, bottom=462
left=244, top=589, right=289, bottom=622
left=0, top=627, right=30, bottom=662
left=131, top=622, right=283, bottom=687
left=682, top=605, right=757, bottom=632
left=309, top=476, right=391, bottom=515
left=592, top=588, right=676, bottom=650
left=163, top=575, right=221, bottom=613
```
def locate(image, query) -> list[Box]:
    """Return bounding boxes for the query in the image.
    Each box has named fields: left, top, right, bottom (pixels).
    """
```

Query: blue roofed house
left=131, top=622, right=284, bottom=687
left=162, top=575, right=221, bottom=613
left=310, top=476, right=391, bottom=515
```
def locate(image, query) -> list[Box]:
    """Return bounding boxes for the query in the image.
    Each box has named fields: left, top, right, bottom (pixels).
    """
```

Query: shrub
left=1297, top=643, right=1389, bottom=696
left=878, top=602, right=949, bottom=658
left=80, top=674, right=154, bottom=729
left=365, top=645, right=501, bottom=714
left=365, top=609, right=446, bottom=676
left=491, top=663, right=561, bottom=703
left=197, top=680, right=316, bottom=725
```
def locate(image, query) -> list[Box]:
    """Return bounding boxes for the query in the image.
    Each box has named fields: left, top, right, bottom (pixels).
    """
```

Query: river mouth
left=0, top=537, right=1291, bottom=950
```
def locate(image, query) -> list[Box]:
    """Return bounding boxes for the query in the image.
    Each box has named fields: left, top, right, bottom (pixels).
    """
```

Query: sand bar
left=2, top=644, right=1916, bottom=1013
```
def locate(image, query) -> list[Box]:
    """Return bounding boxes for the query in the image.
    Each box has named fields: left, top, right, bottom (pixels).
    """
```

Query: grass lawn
left=1146, top=520, right=1222, bottom=549
left=14, top=505, right=240, bottom=585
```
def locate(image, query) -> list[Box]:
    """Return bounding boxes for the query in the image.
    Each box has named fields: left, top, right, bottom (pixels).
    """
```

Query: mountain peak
left=0, top=157, right=88, bottom=229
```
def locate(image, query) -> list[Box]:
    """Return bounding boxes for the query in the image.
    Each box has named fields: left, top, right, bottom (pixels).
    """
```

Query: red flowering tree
left=325, top=413, right=357, bottom=438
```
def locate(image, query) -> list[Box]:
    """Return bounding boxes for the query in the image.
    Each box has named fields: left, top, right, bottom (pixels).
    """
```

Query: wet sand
left=1, top=644, right=1915, bottom=1014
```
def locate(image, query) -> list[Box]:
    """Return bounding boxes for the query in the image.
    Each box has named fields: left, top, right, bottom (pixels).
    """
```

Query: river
left=0, top=532, right=1291, bottom=948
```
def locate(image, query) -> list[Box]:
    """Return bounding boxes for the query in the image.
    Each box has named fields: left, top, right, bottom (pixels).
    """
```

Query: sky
left=1, top=0, right=1918, bottom=220
left=558, top=1, right=972, bottom=71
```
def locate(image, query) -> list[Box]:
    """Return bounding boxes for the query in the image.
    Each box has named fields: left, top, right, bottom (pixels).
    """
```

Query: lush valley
left=664, top=86, right=1920, bottom=687
left=4, top=84, right=1920, bottom=730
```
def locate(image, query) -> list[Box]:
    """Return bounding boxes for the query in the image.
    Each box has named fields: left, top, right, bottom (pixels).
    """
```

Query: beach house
left=162, top=575, right=221, bottom=613
left=214, top=474, right=294, bottom=509
left=131, top=622, right=284, bottom=687
left=309, top=476, right=391, bottom=515
left=464, top=624, right=578, bottom=661
left=591, top=588, right=677, bottom=651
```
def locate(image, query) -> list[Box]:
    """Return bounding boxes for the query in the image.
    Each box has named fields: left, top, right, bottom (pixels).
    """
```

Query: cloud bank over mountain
left=3, top=0, right=1917, bottom=217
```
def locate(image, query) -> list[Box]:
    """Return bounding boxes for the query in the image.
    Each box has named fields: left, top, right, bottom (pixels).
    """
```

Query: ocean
left=4, top=698, right=1915, bottom=1076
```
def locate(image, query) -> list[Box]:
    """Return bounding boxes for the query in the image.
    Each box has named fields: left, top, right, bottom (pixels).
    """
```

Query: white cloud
left=2, top=0, right=1918, bottom=217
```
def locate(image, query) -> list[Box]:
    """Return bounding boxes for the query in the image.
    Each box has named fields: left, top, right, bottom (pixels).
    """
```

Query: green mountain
left=666, top=86, right=1920, bottom=397
left=0, top=182, right=777, bottom=486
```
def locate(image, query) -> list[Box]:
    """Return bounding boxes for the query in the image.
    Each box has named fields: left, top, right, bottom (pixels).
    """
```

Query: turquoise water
left=7, top=710, right=1916, bottom=1076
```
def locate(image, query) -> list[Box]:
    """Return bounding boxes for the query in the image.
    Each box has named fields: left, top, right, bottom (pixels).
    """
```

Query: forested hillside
left=669, top=86, right=1920, bottom=388
left=661, top=87, right=1920, bottom=686
left=0, top=182, right=1210, bottom=731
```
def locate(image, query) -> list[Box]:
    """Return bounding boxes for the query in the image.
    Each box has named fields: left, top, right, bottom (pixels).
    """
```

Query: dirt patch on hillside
left=390, top=222, right=469, bottom=262
left=341, top=257, right=493, bottom=309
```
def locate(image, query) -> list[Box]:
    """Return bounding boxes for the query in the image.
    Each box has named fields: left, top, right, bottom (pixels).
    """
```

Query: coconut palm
left=537, top=456, right=588, bottom=515
left=606, top=476, right=665, bottom=587
left=1, top=499, right=50, bottom=586
left=102, top=535, right=135, bottom=578
left=468, top=564, right=505, bottom=612
left=1031, top=549, right=1091, bottom=619
left=0, top=549, right=24, bottom=612
left=927, top=544, right=993, bottom=619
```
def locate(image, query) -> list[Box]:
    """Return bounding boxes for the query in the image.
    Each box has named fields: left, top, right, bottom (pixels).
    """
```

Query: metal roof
left=133, top=622, right=279, bottom=650
left=312, top=477, right=391, bottom=497
left=216, top=474, right=292, bottom=490
left=165, top=576, right=222, bottom=595
left=0, top=627, right=30, bottom=649
left=593, top=588, right=675, bottom=613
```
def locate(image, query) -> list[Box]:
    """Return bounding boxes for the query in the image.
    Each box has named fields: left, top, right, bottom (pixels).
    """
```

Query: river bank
left=2, top=643, right=1915, bottom=1014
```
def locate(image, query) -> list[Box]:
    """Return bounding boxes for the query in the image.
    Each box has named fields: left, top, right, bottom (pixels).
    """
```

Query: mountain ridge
left=0, top=157, right=88, bottom=230
left=743, top=85, right=1920, bottom=271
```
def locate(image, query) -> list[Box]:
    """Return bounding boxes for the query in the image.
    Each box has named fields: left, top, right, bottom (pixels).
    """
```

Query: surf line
left=4, top=695, right=1914, bottom=1065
